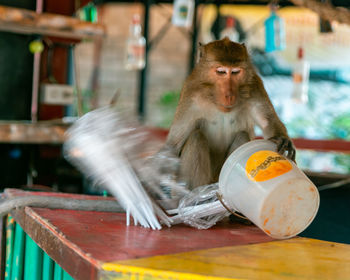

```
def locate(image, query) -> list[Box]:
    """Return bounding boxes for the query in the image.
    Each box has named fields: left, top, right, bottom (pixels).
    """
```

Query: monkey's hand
left=151, top=145, right=180, bottom=179
left=269, top=136, right=296, bottom=162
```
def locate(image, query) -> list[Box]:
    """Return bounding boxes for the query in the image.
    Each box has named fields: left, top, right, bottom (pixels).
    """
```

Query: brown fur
left=164, top=38, right=295, bottom=189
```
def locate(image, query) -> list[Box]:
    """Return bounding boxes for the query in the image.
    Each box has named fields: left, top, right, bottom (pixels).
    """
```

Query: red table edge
left=10, top=206, right=101, bottom=280
left=3, top=189, right=115, bottom=280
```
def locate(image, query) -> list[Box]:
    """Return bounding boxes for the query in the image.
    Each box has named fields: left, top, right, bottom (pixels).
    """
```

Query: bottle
left=292, top=47, right=310, bottom=104
left=264, top=5, right=286, bottom=52
left=125, top=14, right=146, bottom=70
left=80, top=3, right=98, bottom=23
left=172, top=0, right=194, bottom=28
left=220, top=17, right=239, bottom=42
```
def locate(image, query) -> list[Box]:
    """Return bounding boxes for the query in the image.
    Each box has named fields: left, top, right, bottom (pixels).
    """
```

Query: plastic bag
left=175, top=184, right=228, bottom=229
left=64, top=107, right=230, bottom=230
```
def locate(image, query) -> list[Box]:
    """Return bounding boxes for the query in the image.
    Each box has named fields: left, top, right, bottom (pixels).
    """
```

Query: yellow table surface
left=102, top=237, right=350, bottom=280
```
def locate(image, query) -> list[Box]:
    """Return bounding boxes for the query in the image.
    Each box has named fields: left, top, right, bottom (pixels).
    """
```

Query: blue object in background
left=264, top=10, right=286, bottom=52
left=8, top=148, right=21, bottom=159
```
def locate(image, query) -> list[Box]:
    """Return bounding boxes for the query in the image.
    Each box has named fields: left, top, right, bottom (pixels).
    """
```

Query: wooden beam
left=0, top=5, right=105, bottom=40
left=290, top=0, right=350, bottom=25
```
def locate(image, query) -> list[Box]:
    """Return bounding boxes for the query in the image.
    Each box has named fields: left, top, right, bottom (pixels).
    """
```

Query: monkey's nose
left=225, top=95, right=235, bottom=105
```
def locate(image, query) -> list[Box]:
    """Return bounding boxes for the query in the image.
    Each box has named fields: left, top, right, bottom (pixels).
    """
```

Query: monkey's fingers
left=269, top=136, right=296, bottom=162
left=289, top=146, right=296, bottom=162
left=152, top=147, right=181, bottom=177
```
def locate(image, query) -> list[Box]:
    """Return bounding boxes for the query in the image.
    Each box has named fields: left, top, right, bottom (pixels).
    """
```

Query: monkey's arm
left=251, top=78, right=296, bottom=160
left=0, top=196, right=123, bottom=217
left=152, top=97, right=200, bottom=182
left=164, top=99, right=199, bottom=156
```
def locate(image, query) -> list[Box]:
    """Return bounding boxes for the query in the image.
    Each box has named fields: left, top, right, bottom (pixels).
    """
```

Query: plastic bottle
left=264, top=6, right=285, bottom=52
left=292, top=47, right=310, bottom=104
left=80, top=3, right=98, bottom=23
left=125, top=14, right=146, bottom=70
left=220, top=17, right=239, bottom=42
left=172, top=0, right=194, bottom=28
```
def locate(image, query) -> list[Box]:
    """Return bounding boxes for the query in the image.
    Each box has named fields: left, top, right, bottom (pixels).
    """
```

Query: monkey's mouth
left=221, top=104, right=234, bottom=109
left=217, top=103, right=234, bottom=112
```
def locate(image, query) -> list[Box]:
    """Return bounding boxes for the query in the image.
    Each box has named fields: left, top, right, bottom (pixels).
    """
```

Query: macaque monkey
left=162, top=37, right=295, bottom=189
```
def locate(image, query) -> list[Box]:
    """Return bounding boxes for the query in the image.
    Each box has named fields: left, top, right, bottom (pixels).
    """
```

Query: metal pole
left=213, top=1, right=221, bottom=39
left=137, top=0, right=151, bottom=121
left=30, top=0, right=44, bottom=122
left=188, top=0, right=198, bottom=73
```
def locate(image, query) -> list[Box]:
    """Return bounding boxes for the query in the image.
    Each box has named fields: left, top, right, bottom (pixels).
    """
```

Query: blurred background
left=1, top=0, right=350, bottom=190
left=78, top=3, right=350, bottom=175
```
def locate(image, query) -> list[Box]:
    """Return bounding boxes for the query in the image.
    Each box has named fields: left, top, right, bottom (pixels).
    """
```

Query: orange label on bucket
left=245, top=150, right=292, bottom=182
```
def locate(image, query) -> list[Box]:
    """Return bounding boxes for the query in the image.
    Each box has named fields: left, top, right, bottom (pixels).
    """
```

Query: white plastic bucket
left=219, top=139, right=320, bottom=239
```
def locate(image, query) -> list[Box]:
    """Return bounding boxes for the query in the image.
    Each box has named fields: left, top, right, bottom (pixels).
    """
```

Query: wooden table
left=3, top=189, right=350, bottom=280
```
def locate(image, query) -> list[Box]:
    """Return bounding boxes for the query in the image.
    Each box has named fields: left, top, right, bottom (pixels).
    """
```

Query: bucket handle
left=216, top=192, right=250, bottom=221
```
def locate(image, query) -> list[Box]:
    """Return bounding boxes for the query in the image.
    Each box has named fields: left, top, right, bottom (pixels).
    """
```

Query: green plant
left=330, top=113, right=350, bottom=140
left=156, top=90, right=181, bottom=128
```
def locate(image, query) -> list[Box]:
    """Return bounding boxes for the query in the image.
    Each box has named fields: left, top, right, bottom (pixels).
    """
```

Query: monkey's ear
left=240, top=42, right=248, bottom=56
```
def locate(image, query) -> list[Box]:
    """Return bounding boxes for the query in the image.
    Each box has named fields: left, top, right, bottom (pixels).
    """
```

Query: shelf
left=0, top=121, right=70, bottom=144
left=0, top=5, right=105, bottom=40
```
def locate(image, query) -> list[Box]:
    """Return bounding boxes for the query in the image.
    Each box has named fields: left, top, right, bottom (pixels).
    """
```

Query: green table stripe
left=24, top=234, right=43, bottom=280
left=54, top=262, right=63, bottom=280
left=5, top=217, right=75, bottom=280
left=11, top=223, right=25, bottom=280
left=5, top=215, right=15, bottom=280
left=63, top=270, right=75, bottom=280
left=43, top=252, right=54, bottom=280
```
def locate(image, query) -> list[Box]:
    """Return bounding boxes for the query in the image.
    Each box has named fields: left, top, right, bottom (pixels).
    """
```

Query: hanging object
left=292, top=46, right=310, bottom=104
left=219, top=16, right=239, bottom=42
left=78, top=3, right=98, bottom=23
left=264, top=4, right=286, bottom=52
left=29, top=39, right=44, bottom=54
left=125, top=14, right=146, bottom=71
left=172, top=0, right=194, bottom=28
left=319, top=0, right=333, bottom=33
left=319, top=18, right=333, bottom=33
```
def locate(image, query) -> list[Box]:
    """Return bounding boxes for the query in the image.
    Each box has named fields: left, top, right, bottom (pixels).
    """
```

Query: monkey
left=161, top=37, right=295, bottom=189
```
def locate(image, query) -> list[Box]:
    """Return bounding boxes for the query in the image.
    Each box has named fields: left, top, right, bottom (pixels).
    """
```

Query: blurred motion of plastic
left=64, top=107, right=227, bottom=230
left=64, top=107, right=319, bottom=238
left=64, top=107, right=172, bottom=229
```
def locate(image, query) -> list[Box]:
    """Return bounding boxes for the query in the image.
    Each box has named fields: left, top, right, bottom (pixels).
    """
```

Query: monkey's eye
left=216, top=67, right=228, bottom=75
left=231, top=68, right=241, bottom=74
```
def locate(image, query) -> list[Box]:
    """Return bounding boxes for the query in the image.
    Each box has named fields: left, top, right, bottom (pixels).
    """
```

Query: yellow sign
left=246, top=150, right=292, bottom=182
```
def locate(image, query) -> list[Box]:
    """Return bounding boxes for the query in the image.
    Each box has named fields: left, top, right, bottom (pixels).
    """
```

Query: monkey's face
left=198, top=38, right=249, bottom=113
left=211, top=64, right=245, bottom=113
